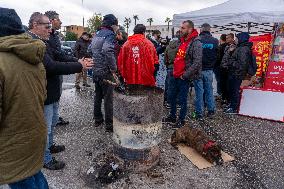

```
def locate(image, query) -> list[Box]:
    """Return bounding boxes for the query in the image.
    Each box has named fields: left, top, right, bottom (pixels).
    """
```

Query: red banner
left=266, top=61, right=284, bottom=78
left=249, top=34, right=272, bottom=77
left=264, top=77, right=284, bottom=92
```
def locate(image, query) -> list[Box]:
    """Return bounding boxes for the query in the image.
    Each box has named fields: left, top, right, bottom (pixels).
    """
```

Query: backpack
left=247, top=50, right=257, bottom=76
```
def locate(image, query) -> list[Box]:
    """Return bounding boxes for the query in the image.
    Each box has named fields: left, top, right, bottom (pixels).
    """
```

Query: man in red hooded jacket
left=163, top=20, right=203, bottom=129
left=118, top=24, right=159, bottom=86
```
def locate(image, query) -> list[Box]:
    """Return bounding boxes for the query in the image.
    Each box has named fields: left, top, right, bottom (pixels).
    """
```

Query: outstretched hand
left=78, top=58, right=94, bottom=70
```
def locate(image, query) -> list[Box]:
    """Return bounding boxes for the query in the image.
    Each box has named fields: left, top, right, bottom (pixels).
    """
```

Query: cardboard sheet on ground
left=168, top=140, right=235, bottom=169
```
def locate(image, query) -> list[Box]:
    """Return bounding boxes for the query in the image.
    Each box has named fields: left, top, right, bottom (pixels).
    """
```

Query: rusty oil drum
left=113, top=86, right=163, bottom=172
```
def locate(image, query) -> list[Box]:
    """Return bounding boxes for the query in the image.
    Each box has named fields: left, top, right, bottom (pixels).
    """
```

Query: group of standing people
left=163, top=22, right=254, bottom=128
left=0, top=7, right=255, bottom=189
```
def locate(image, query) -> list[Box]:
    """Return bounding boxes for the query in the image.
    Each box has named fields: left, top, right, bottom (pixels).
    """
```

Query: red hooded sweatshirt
left=118, top=34, right=159, bottom=86
left=173, top=29, right=199, bottom=78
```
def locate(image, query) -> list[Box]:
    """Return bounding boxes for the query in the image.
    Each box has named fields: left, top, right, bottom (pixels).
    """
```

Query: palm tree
left=133, top=15, right=139, bottom=26
left=147, top=18, right=153, bottom=27
left=165, top=17, right=172, bottom=32
left=147, top=18, right=153, bottom=34
left=124, top=17, right=131, bottom=34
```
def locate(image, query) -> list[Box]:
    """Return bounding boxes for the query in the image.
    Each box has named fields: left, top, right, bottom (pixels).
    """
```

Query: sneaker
left=165, top=103, right=171, bottom=109
left=75, top=85, right=81, bottom=90
left=94, top=119, right=104, bottom=127
left=83, top=83, right=91, bottom=87
left=43, top=157, right=65, bottom=170
left=56, top=117, right=69, bottom=126
left=225, top=108, right=238, bottom=114
left=49, top=144, right=65, bottom=154
left=177, top=104, right=181, bottom=110
left=172, top=120, right=185, bottom=129
left=207, top=111, right=215, bottom=119
left=162, top=115, right=176, bottom=124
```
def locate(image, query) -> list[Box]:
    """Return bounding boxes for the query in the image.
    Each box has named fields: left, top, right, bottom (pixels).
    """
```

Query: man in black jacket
left=215, top=34, right=227, bottom=97
left=28, top=12, right=93, bottom=170
left=193, top=23, right=218, bottom=119
left=74, top=32, right=92, bottom=89
left=90, top=14, right=118, bottom=132
left=45, top=10, right=78, bottom=126
left=224, top=32, right=252, bottom=114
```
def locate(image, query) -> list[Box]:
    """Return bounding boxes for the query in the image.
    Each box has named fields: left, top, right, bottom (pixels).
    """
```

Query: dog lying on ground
left=171, top=124, right=224, bottom=165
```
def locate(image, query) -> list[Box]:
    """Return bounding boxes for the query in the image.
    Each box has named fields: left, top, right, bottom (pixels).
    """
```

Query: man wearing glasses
left=27, top=12, right=93, bottom=170
left=44, top=11, right=77, bottom=128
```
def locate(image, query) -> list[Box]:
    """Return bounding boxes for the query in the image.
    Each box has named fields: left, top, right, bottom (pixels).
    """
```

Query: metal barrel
left=113, top=87, right=163, bottom=172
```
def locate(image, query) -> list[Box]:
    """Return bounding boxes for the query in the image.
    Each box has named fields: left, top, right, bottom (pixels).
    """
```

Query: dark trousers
left=168, top=76, right=190, bottom=121
left=9, top=171, right=48, bottom=189
left=220, top=68, right=230, bottom=102
left=228, top=75, right=242, bottom=111
left=93, top=79, right=114, bottom=126
left=164, top=68, right=173, bottom=103
left=214, top=67, right=221, bottom=95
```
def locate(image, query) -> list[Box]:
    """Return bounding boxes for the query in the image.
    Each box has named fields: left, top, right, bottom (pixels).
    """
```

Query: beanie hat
left=236, top=32, right=250, bottom=44
left=0, top=8, right=25, bottom=37
left=102, top=14, right=118, bottom=27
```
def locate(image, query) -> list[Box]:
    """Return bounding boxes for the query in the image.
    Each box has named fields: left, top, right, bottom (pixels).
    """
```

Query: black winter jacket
left=74, top=37, right=92, bottom=59
left=216, top=43, right=227, bottom=68
left=228, top=41, right=253, bottom=80
left=27, top=31, right=83, bottom=105
left=199, top=31, right=218, bottom=70
left=48, top=30, right=78, bottom=62
left=90, top=28, right=117, bottom=79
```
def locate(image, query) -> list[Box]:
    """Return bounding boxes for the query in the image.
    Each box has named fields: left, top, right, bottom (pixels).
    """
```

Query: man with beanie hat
left=0, top=8, right=49, bottom=188
left=90, top=14, right=118, bottom=132
left=118, top=24, right=159, bottom=86
left=224, top=32, right=252, bottom=114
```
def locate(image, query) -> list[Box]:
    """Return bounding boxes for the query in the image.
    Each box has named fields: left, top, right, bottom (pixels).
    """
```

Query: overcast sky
left=0, top=0, right=228, bottom=28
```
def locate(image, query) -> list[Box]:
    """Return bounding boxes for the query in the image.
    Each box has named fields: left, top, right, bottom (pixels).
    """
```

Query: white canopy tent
left=173, top=0, right=284, bottom=28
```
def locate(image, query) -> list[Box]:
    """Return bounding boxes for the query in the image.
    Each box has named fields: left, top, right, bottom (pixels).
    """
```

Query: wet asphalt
left=1, top=69, right=283, bottom=189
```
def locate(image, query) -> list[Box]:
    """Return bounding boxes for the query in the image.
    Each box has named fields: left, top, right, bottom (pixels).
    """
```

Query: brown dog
left=171, top=124, right=223, bottom=165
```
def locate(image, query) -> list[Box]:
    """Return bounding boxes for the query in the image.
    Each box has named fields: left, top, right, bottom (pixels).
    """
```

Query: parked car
left=61, top=41, right=76, bottom=51
left=61, top=45, right=73, bottom=56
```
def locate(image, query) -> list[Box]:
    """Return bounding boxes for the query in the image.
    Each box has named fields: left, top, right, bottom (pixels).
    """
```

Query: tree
left=133, top=15, right=139, bottom=26
left=165, top=17, right=172, bottom=32
left=65, top=31, right=78, bottom=41
left=124, top=17, right=131, bottom=34
left=147, top=18, right=153, bottom=27
left=147, top=18, right=153, bottom=34
left=87, top=13, right=103, bottom=33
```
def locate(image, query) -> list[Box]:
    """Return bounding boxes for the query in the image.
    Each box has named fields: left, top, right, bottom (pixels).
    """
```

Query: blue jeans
left=164, top=68, right=173, bottom=103
left=44, top=102, right=59, bottom=164
left=228, top=74, right=242, bottom=111
left=8, top=171, right=49, bottom=189
left=168, top=76, right=190, bottom=121
left=194, top=70, right=216, bottom=116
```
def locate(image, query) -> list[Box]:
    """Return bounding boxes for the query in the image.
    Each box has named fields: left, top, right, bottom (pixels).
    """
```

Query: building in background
left=65, top=25, right=86, bottom=37
left=146, top=25, right=179, bottom=38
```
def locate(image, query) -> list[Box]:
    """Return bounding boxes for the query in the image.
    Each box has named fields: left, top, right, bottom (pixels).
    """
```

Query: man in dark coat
left=90, top=14, right=118, bottom=132
left=74, top=32, right=92, bottom=89
left=224, top=32, right=252, bottom=114
left=27, top=12, right=93, bottom=170
left=193, top=23, right=218, bottom=119
left=45, top=10, right=78, bottom=126
left=215, top=34, right=227, bottom=97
